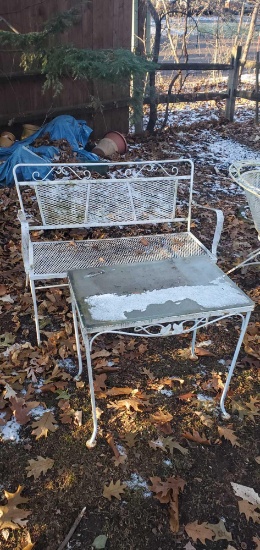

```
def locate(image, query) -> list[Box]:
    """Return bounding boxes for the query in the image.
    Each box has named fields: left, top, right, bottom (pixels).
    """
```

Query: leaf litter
left=0, top=103, right=260, bottom=549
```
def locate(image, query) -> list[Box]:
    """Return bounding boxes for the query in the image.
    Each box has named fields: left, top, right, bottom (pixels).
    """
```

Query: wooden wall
left=0, top=0, right=132, bottom=137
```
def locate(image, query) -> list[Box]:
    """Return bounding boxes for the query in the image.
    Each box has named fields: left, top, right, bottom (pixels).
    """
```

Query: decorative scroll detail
left=89, top=313, right=246, bottom=347
left=28, top=160, right=185, bottom=183
left=32, top=166, right=93, bottom=182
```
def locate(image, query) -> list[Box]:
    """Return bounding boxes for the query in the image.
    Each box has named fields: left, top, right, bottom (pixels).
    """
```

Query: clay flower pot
left=92, top=131, right=127, bottom=158
left=0, top=131, right=15, bottom=148
left=21, top=124, right=40, bottom=140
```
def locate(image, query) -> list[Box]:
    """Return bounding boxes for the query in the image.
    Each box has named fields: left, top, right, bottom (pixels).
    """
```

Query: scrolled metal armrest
left=192, top=202, right=224, bottom=257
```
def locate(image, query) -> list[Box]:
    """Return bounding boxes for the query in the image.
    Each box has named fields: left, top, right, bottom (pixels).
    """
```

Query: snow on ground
left=125, top=473, right=152, bottom=497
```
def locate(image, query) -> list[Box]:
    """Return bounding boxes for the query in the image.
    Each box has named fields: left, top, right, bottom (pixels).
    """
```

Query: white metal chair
left=228, top=161, right=260, bottom=274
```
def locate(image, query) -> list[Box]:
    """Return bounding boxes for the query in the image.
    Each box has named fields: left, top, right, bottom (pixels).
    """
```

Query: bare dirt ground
left=0, top=102, right=259, bottom=550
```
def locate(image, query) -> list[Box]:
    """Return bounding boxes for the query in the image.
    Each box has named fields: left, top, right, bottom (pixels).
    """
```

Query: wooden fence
left=141, top=45, right=260, bottom=127
left=0, top=0, right=132, bottom=137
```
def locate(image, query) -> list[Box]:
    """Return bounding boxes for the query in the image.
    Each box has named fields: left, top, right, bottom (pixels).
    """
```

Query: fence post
left=225, top=45, right=242, bottom=122
left=256, top=51, right=259, bottom=124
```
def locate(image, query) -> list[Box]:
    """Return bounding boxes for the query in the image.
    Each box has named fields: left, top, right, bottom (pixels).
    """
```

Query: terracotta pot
left=0, top=131, right=15, bottom=148
left=21, top=123, right=40, bottom=140
left=104, top=131, right=128, bottom=154
left=92, top=131, right=127, bottom=158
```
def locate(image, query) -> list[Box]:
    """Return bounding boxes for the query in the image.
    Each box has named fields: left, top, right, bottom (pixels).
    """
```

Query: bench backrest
left=13, top=159, right=194, bottom=232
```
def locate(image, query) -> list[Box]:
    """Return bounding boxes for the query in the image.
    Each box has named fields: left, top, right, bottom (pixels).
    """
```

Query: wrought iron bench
left=228, top=161, right=260, bottom=274
left=13, top=160, right=254, bottom=446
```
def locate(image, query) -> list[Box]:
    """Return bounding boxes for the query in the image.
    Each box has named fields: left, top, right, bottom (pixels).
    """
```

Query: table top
left=68, top=256, right=254, bottom=333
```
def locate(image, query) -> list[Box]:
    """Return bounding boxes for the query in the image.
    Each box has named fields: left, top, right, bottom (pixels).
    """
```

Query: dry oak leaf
left=141, top=367, right=155, bottom=380
left=31, top=411, right=58, bottom=439
left=182, top=429, right=211, bottom=445
left=207, top=519, right=233, bottom=541
left=195, top=411, right=214, bottom=428
left=150, top=411, right=173, bottom=424
left=0, top=486, right=31, bottom=530
left=122, top=432, right=137, bottom=448
left=238, top=500, right=260, bottom=523
left=93, top=373, right=107, bottom=392
left=218, top=426, right=241, bottom=447
left=9, top=397, right=40, bottom=426
left=103, top=480, right=126, bottom=501
left=26, top=456, right=54, bottom=480
left=185, top=521, right=215, bottom=544
left=107, top=397, right=149, bottom=412
left=194, top=347, right=216, bottom=357
left=106, top=387, right=133, bottom=397
left=253, top=536, right=260, bottom=549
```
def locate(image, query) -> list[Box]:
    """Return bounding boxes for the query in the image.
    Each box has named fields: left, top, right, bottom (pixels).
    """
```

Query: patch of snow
left=160, top=389, right=173, bottom=397
left=218, top=359, right=226, bottom=366
left=117, top=444, right=126, bottom=455
left=0, top=418, right=21, bottom=442
left=196, top=340, right=212, bottom=347
left=85, top=278, right=249, bottom=322
left=125, top=474, right=152, bottom=498
left=29, top=405, right=51, bottom=419
left=163, top=459, right=172, bottom=466
left=197, top=393, right=215, bottom=402
left=58, top=358, right=76, bottom=372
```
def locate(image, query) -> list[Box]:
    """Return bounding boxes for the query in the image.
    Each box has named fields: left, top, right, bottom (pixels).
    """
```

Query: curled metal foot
left=73, top=374, right=81, bottom=382
left=86, top=438, right=97, bottom=449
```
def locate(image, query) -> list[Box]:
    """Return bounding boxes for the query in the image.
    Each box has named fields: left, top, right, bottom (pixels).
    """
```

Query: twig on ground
left=57, top=506, right=86, bottom=550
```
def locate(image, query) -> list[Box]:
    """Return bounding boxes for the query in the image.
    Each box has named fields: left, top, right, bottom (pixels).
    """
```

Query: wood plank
left=143, top=92, right=229, bottom=104
left=158, top=62, right=233, bottom=71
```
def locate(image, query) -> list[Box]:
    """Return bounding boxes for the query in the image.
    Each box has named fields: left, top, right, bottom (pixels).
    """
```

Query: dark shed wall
left=0, top=0, right=132, bottom=137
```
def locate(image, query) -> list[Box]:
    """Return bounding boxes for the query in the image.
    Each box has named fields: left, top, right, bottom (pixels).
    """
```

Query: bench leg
left=30, top=279, right=41, bottom=346
left=84, top=334, right=98, bottom=448
left=190, top=326, right=198, bottom=359
left=219, top=311, right=251, bottom=419
left=71, top=298, right=83, bottom=381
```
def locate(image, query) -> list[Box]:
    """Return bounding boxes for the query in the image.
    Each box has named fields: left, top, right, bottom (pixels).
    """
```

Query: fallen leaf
left=0, top=486, right=31, bottom=529
left=255, top=456, right=260, bottom=465
left=253, top=537, right=260, bottom=549
left=31, top=411, right=58, bottom=439
left=185, top=521, right=215, bottom=544
left=194, top=347, right=216, bottom=357
left=150, top=411, right=173, bottom=424
left=122, top=432, right=137, bottom=448
left=93, top=373, right=107, bottom=392
left=231, top=482, right=260, bottom=506
left=26, top=456, right=54, bottom=480
left=91, top=350, right=111, bottom=359
left=106, top=433, right=120, bottom=459
left=112, top=454, right=127, bottom=467
left=0, top=333, right=16, bottom=348
left=141, top=367, right=155, bottom=379
left=103, top=480, right=126, bottom=501
left=218, top=427, right=240, bottom=447
left=106, top=387, right=133, bottom=396
left=207, top=519, right=233, bottom=541
left=107, top=397, right=149, bottom=412
left=195, top=411, right=214, bottom=428
left=182, top=429, right=211, bottom=445
left=238, top=500, right=260, bottom=523
left=178, top=392, right=194, bottom=401
left=92, top=535, right=108, bottom=549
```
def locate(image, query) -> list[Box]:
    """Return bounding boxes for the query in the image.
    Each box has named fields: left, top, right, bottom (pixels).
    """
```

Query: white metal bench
left=13, top=160, right=254, bottom=447
left=228, top=161, right=260, bottom=273
left=14, top=159, right=223, bottom=345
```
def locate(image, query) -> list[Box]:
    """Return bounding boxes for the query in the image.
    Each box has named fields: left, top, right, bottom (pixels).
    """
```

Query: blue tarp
left=0, top=115, right=99, bottom=186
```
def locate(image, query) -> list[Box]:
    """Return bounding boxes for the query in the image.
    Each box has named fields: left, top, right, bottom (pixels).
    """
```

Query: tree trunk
left=133, top=0, right=147, bottom=133
left=240, top=0, right=260, bottom=76
left=146, top=0, right=161, bottom=133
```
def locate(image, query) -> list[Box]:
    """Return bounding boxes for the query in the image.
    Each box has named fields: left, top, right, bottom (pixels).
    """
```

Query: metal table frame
left=68, top=257, right=253, bottom=448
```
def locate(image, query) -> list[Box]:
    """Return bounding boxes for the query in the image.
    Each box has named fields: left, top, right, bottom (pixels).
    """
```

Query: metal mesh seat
left=32, top=233, right=209, bottom=279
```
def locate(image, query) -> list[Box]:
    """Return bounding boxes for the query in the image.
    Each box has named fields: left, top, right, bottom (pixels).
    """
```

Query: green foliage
left=0, top=2, right=156, bottom=95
